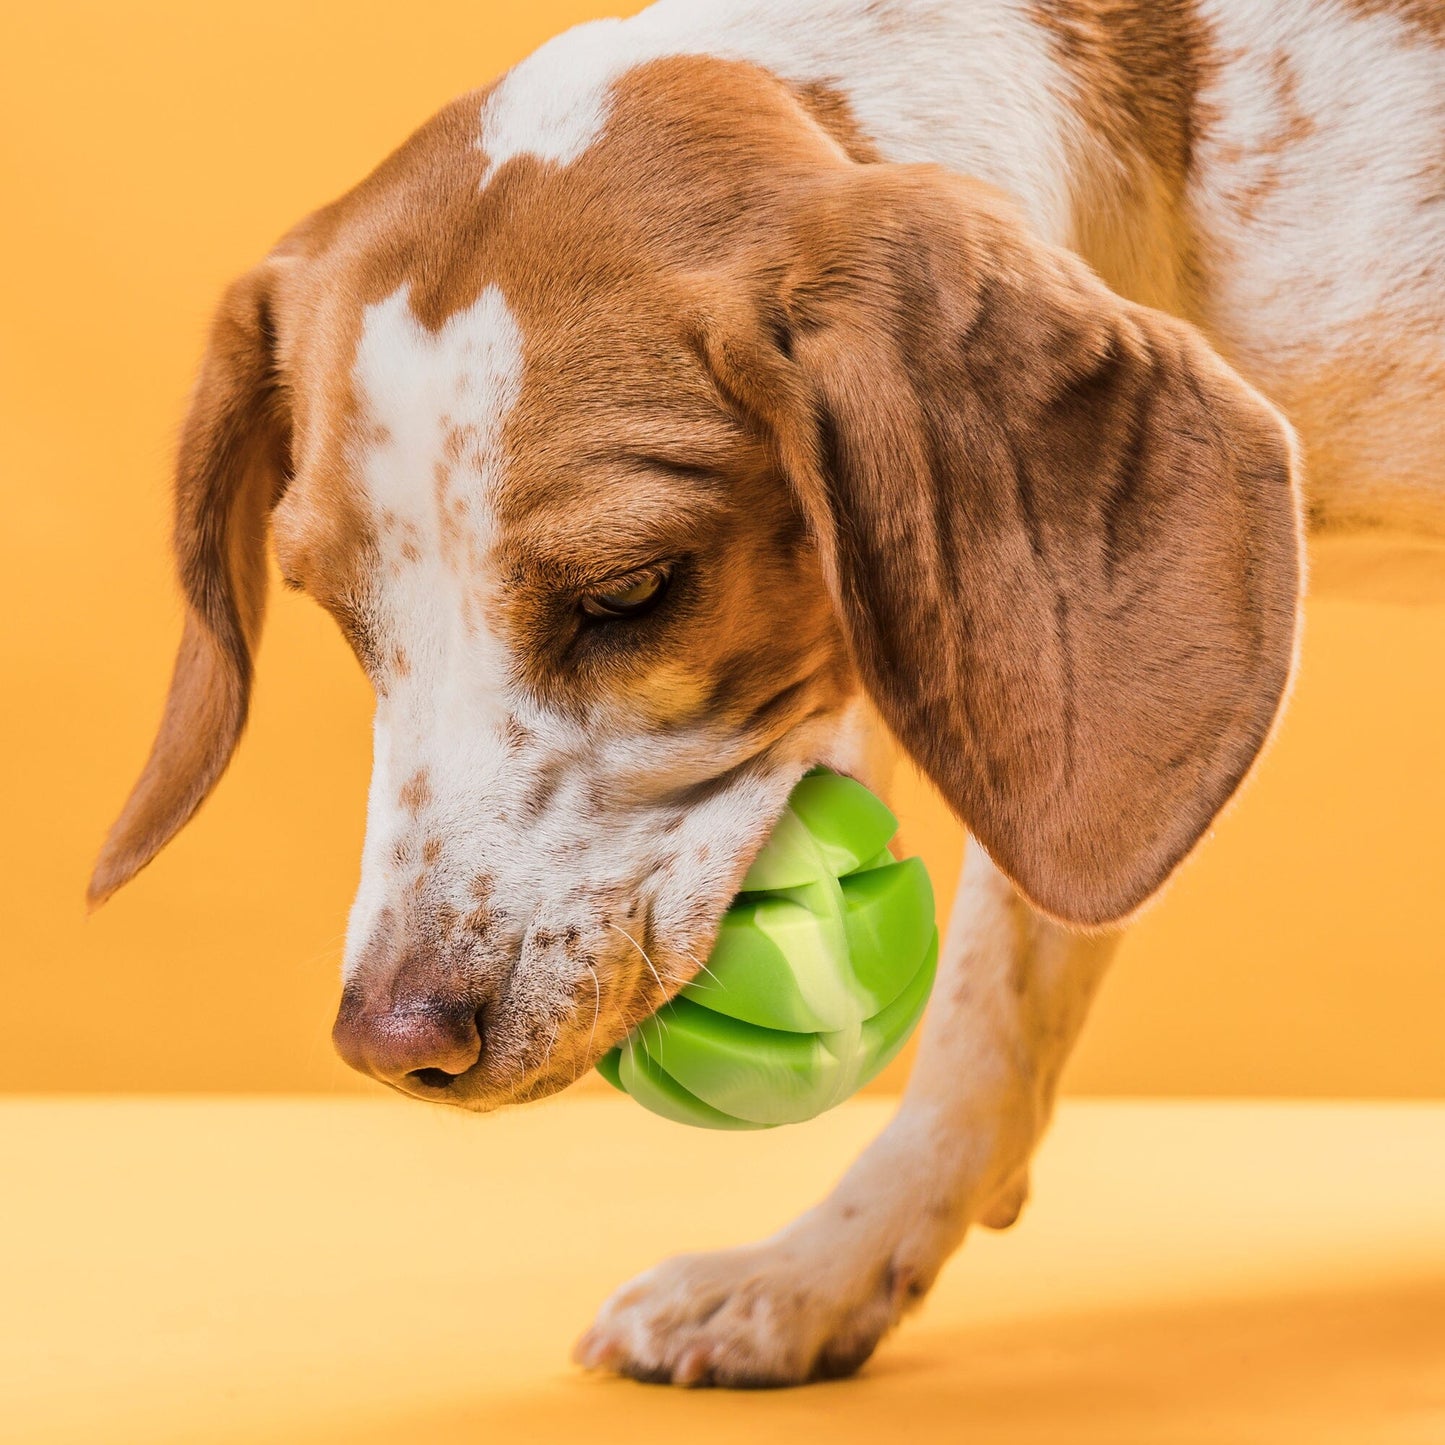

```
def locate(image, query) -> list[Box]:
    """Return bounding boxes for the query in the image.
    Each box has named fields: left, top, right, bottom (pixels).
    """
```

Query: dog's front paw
left=574, top=1233, right=922, bottom=1387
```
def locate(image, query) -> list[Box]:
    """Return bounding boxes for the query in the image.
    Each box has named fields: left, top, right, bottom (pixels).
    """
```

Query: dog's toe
left=978, top=1167, right=1030, bottom=1230
left=577, top=1241, right=907, bottom=1388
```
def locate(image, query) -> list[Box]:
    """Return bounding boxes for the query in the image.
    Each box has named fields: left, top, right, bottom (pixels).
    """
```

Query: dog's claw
left=573, top=1327, right=620, bottom=1371
left=672, top=1344, right=713, bottom=1386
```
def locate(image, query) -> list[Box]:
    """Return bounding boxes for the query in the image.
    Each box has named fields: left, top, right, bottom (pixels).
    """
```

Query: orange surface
left=2, top=0, right=1444, bottom=1097
left=3, top=1096, right=1443, bottom=1443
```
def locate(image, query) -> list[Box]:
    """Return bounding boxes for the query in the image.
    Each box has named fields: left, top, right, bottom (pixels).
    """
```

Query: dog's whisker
left=292, top=930, right=352, bottom=973
left=676, top=946, right=728, bottom=993
left=609, top=922, right=670, bottom=1005
left=580, top=961, right=602, bottom=1080
left=606, top=925, right=676, bottom=1062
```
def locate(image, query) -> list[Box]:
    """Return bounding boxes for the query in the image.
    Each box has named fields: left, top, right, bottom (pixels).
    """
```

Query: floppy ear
left=763, top=166, right=1303, bottom=927
left=88, top=264, right=292, bottom=906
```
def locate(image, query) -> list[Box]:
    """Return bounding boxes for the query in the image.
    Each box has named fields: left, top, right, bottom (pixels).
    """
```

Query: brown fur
left=684, top=152, right=1303, bottom=923
left=1031, top=0, right=1218, bottom=318
left=1212, top=49, right=1319, bottom=224
left=1033, top=0, right=1213, bottom=189
left=1342, top=0, right=1445, bottom=44
left=88, top=265, right=291, bottom=905
left=92, top=53, right=1302, bottom=930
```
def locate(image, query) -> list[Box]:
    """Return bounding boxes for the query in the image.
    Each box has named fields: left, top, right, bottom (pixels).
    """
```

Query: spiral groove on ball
left=597, top=771, right=938, bottom=1129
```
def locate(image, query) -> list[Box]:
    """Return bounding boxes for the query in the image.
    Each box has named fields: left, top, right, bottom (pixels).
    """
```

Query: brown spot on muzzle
left=399, top=768, right=432, bottom=814
left=502, top=717, right=533, bottom=751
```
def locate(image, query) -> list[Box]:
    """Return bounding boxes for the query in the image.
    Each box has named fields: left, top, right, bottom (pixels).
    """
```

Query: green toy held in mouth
left=596, top=770, right=938, bottom=1129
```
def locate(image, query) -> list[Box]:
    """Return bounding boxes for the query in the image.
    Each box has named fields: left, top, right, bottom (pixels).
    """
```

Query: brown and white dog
left=90, top=0, right=1443, bottom=1388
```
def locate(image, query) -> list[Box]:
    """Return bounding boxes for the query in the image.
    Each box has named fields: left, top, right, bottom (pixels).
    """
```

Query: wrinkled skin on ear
left=714, top=164, right=1304, bottom=928
left=88, top=264, right=291, bottom=906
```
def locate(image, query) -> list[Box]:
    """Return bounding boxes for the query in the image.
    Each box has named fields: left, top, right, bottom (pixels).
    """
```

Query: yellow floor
left=3, top=1098, right=1442, bottom=1444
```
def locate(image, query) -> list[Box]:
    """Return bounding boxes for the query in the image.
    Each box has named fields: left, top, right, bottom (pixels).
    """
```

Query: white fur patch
left=352, top=282, right=521, bottom=556
left=478, top=0, right=1081, bottom=243
left=1191, top=0, right=1445, bottom=356
left=1188, top=0, right=1445, bottom=529
left=345, top=282, right=526, bottom=964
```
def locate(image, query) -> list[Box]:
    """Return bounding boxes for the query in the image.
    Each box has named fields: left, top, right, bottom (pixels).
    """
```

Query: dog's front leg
left=576, top=836, right=1121, bottom=1387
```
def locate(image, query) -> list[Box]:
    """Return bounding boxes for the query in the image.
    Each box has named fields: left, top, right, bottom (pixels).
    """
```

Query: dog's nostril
left=333, top=995, right=486, bottom=1089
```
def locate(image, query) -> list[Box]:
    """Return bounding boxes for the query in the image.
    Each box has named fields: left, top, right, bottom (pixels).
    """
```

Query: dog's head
left=89, top=56, right=1303, bottom=1107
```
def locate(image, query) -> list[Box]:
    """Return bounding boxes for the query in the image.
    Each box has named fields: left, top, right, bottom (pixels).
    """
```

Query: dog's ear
left=89, top=263, right=292, bottom=906
left=752, top=165, right=1303, bottom=927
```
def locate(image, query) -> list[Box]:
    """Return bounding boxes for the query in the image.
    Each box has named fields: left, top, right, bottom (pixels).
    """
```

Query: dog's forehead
left=273, top=48, right=853, bottom=632
left=339, top=277, right=731, bottom=607
left=351, top=280, right=519, bottom=557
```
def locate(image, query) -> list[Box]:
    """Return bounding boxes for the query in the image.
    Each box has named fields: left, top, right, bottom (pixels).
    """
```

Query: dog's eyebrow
left=615, top=451, right=730, bottom=484
left=569, top=398, right=751, bottom=470
left=506, top=478, right=729, bottom=586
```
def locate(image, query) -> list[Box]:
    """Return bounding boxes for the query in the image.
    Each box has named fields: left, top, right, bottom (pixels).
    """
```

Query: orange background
left=2, top=0, right=1442, bottom=1098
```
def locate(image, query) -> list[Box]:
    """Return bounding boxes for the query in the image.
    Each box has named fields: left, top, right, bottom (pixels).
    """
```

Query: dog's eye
left=580, top=566, right=671, bottom=620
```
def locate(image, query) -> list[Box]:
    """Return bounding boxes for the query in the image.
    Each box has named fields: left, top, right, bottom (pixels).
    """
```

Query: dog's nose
left=331, top=992, right=485, bottom=1093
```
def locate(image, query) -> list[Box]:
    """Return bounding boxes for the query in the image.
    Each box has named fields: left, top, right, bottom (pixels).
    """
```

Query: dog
left=89, top=0, right=1444, bottom=1388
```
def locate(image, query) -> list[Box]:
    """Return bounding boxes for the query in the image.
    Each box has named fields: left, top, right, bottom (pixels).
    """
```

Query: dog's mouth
left=377, top=759, right=827, bottom=1112
left=492, top=819, right=809, bottom=1108
left=400, top=940, right=706, bottom=1112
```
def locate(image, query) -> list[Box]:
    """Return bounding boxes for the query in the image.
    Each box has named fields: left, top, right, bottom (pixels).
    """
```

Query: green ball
left=596, top=770, right=938, bottom=1129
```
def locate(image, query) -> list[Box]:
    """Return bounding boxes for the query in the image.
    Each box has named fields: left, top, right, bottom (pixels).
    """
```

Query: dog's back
left=1182, top=0, right=1444, bottom=550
